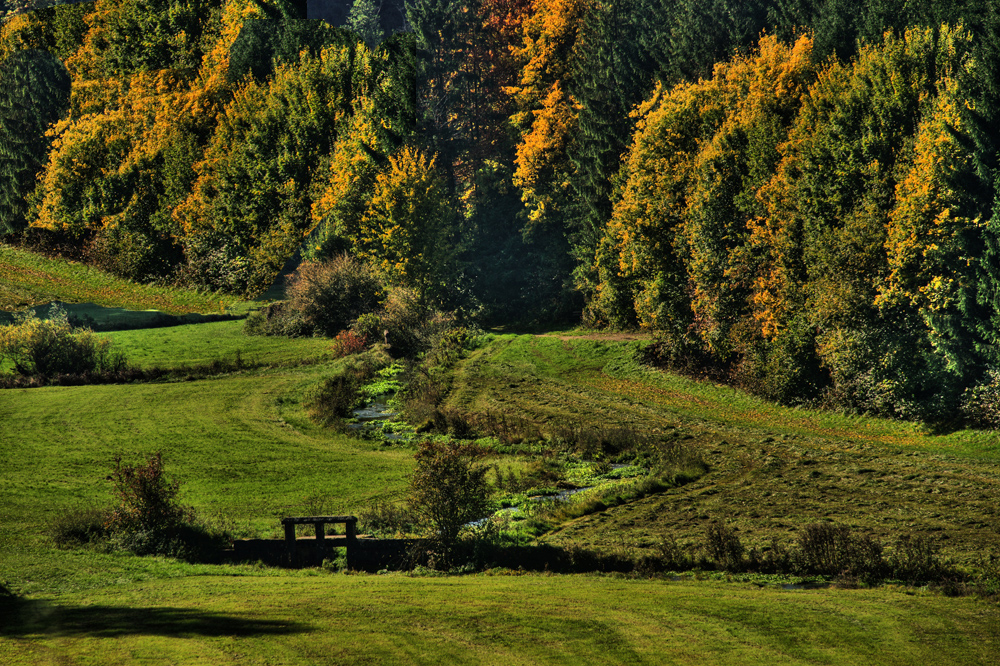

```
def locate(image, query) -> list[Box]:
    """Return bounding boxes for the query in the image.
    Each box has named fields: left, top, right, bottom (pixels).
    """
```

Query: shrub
left=888, top=534, right=953, bottom=583
left=108, top=522, right=221, bottom=561
left=330, top=330, right=368, bottom=358
left=243, top=301, right=312, bottom=337
left=106, top=452, right=193, bottom=534
left=305, top=364, right=375, bottom=426
left=795, top=522, right=885, bottom=582
left=960, top=369, right=1000, bottom=429
left=380, top=286, right=429, bottom=357
left=705, top=521, right=745, bottom=571
left=409, top=441, right=493, bottom=568
left=734, top=319, right=827, bottom=406
left=654, top=536, right=697, bottom=572
left=45, top=454, right=225, bottom=561
left=351, top=312, right=385, bottom=344
left=49, top=506, right=111, bottom=549
left=287, top=256, right=383, bottom=337
left=102, top=452, right=224, bottom=560
left=0, top=305, right=128, bottom=377
left=88, top=219, right=181, bottom=282
left=305, top=374, right=362, bottom=426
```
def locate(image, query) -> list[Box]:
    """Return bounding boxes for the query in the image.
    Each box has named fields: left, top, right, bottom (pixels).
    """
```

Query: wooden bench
left=281, top=515, right=357, bottom=556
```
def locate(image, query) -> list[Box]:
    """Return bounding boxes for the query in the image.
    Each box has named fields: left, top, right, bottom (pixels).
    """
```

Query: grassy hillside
left=437, top=335, right=1000, bottom=568
left=105, top=320, right=332, bottom=369
left=1, top=297, right=999, bottom=663
left=0, top=245, right=240, bottom=314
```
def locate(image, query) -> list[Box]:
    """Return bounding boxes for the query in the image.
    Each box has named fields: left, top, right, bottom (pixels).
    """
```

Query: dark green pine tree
left=967, top=4, right=1000, bottom=369
left=228, top=5, right=354, bottom=85
left=346, top=0, right=385, bottom=49
left=566, top=0, right=656, bottom=283
left=371, top=32, right=418, bottom=150
left=0, top=49, right=71, bottom=237
left=655, top=0, right=771, bottom=82
left=569, top=0, right=772, bottom=293
left=405, top=0, right=467, bottom=188
left=765, top=0, right=859, bottom=59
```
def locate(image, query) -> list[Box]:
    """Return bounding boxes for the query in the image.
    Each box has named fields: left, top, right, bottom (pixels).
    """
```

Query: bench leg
left=284, top=522, right=296, bottom=559
left=315, top=522, right=325, bottom=541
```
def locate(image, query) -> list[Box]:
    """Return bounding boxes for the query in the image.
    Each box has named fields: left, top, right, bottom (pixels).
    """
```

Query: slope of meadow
left=438, top=335, right=1000, bottom=568
left=4, top=575, right=999, bottom=665
left=0, top=244, right=238, bottom=314
left=1, top=271, right=999, bottom=663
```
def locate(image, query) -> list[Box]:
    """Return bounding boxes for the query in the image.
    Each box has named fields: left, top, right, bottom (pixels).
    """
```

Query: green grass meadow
left=3, top=574, right=999, bottom=665
left=0, top=245, right=240, bottom=315
left=106, top=320, right=334, bottom=369
left=2, top=292, right=1000, bottom=663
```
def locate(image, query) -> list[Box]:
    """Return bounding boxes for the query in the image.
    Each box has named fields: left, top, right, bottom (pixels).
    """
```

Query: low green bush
left=305, top=372, right=366, bottom=426
left=888, top=534, right=953, bottom=584
left=49, top=506, right=110, bottom=549
left=409, top=441, right=494, bottom=569
left=793, top=523, right=885, bottom=582
left=705, top=521, right=745, bottom=572
left=350, top=312, right=384, bottom=344
left=960, top=369, right=1000, bottom=429
left=243, top=302, right=312, bottom=337
left=0, top=305, right=128, bottom=377
left=288, top=255, right=383, bottom=337
left=108, top=521, right=223, bottom=561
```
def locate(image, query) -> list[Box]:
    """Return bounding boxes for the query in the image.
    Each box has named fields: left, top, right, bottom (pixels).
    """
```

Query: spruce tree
left=228, top=16, right=353, bottom=84
left=0, top=49, right=70, bottom=236
left=406, top=0, right=466, bottom=185
left=566, top=0, right=654, bottom=280
left=969, top=4, right=1000, bottom=367
left=347, top=0, right=385, bottom=49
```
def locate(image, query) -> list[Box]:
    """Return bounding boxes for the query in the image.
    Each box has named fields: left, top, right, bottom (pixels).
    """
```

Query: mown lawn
left=2, top=574, right=999, bottom=665
left=2, top=325, right=999, bottom=664
left=0, top=358, right=413, bottom=596
left=106, top=320, right=333, bottom=369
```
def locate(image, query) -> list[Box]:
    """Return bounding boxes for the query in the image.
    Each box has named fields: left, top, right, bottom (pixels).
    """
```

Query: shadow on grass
left=0, top=597, right=313, bottom=638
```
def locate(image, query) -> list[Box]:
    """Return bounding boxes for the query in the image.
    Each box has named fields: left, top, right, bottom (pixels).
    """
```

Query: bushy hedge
left=0, top=304, right=128, bottom=377
left=287, top=255, right=383, bottom=337
left=246, top=255, right=457, bottom=360
left=245, top=255, right=382, bottom=338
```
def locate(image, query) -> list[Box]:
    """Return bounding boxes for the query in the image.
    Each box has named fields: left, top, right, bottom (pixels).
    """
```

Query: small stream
left=347, top=400, right=646, bottom=528
left=347, top=397, right=405, bottom=440
left=468, top=486, right=596, bottom=528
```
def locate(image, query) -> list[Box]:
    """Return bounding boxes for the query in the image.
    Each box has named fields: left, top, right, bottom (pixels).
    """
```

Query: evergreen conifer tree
left=566, top=0, right=653, bottom=280
left=968, top=4, right=1000, bottom=367
left=347, top=0, right=385, bottom=48
left=406, top=0, right=466, bottom=186
left=0, top=48, right=70, bottom=236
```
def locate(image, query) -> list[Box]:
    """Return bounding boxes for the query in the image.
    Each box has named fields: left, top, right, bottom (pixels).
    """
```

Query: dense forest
left=3, top=0, right=1000, bottom=421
